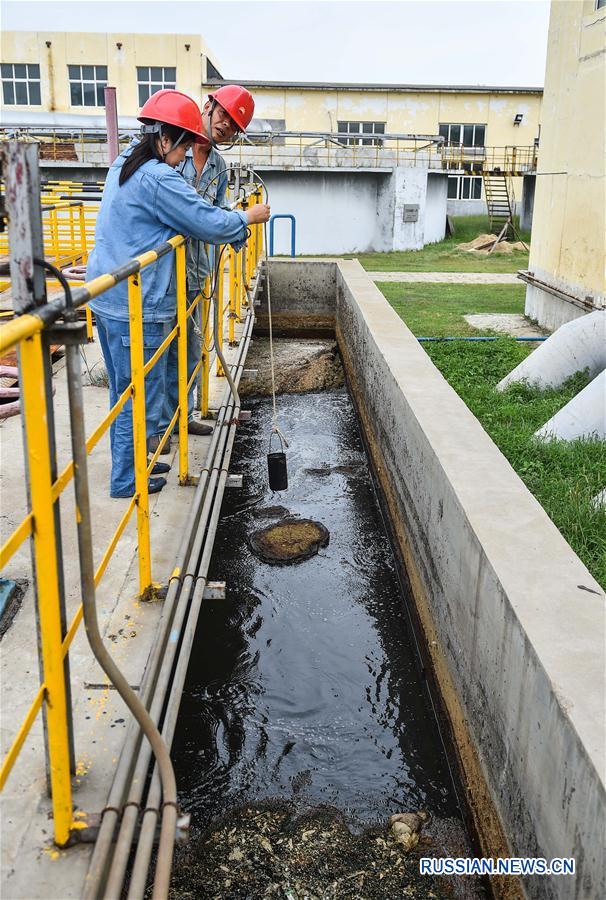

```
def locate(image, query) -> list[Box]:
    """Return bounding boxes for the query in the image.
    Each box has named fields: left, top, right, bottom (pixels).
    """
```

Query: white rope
left=262, top=217, right=289, bottom=449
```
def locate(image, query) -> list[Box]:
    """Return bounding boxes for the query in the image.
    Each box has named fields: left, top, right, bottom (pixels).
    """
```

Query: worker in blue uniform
left=86, top=89, right=270, bottom=498
left=157, top=85, right=257, bottom=450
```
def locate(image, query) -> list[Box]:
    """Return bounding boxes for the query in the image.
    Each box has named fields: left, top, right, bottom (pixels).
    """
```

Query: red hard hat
left=138, top=89, right=207, bottom=143
left=209, top=85, right=255, bottom=131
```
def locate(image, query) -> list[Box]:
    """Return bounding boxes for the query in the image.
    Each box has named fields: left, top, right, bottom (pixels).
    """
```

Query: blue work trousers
left=160, top=292, right=202, bottom=433
left=95, top=313, right=171, bottom=497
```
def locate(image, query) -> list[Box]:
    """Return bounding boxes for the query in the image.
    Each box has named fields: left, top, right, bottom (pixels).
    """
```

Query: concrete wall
left=263, top=171, right=388, bottom=255
left=262, top=258, right=606, bottom=900
left=524, top=1, right=606, bottom=327
left=263, top=168, right=447, bottom=255
left=447, top=198, right=488, bottom=217
left=425, top=173, right=448, bottom=244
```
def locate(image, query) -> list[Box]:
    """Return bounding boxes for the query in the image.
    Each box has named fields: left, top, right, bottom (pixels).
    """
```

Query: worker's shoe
left=150, top=461, right=171, bottom=475
left=111, top=475, right=166, bottom=499
left=148, top=434, right=173, bottom=455
left=148, top=476, right=167, bottom=494
left=187, top=419, right=213, bottom=436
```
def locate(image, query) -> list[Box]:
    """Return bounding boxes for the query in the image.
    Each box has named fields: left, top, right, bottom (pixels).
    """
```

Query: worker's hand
left=246, top=204, right=270, bottom=225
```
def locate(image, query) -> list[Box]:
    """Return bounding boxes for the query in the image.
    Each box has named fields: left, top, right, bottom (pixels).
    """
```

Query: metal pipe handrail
left=1, top=181, right=263, bottom=894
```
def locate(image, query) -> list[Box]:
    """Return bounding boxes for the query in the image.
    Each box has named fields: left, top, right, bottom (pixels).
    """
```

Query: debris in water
left=167, top=803, right=482, bottom=899
left=249, top=518, right=329, bottom=565
left=389, top=810, right=431, bottom=850
left=240, top=338, right=345, bottom=397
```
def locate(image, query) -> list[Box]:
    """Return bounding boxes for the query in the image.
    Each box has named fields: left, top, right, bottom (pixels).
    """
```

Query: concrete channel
left=1, top=259, right=604, bottom=899
left=239, top=259, right=603, bottom=900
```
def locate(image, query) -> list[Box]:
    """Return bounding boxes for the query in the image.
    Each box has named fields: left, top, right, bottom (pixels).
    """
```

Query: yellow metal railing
left=0, top=129, right=539, bottom=175
left=0, top=198, right=264, bottom=846
left=0, top=198, right=96, bottom=296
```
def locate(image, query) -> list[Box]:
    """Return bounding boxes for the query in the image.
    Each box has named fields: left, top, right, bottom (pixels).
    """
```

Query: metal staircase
left=482, top=172, right=514, bottom=235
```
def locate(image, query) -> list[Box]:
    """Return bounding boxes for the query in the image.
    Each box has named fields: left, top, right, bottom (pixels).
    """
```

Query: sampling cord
left=252, top=170, right=289, bottom=450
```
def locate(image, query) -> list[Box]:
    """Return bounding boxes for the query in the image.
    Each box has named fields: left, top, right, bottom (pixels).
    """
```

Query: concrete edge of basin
left=262, top=257, right=605, bottom=900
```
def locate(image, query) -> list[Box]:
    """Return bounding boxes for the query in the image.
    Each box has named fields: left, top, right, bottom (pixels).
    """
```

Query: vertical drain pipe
left=62, top=324, right=177, bottom=898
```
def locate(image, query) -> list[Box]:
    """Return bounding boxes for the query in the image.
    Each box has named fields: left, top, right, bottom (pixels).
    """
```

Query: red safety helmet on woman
left=138, top=89, right=208, bottom=143
left=208, top=85, right=255, bottom=131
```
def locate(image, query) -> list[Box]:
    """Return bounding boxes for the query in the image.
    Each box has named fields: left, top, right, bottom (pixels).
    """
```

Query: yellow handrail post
left=49, top=207, right=59, bottom=267
left=127, top=273, right=153, bottom=598
left=215, top=245, right=225, bottom=376
left=242, top=243, right=249, bottom=309
left=68, top=206, right=76, bottom=266
left=79, top=203, right=88, bottom=264
left=19, top=331, right=74, bottom=847
left=228, top=245, right=237, bottom=346
left=200, top=276, right=211, bottom=416
left=85, top=305, right=94, bottom=342
left=236, top=249, right=243, bottom=320
left=175, top=244, right=189, bottom=484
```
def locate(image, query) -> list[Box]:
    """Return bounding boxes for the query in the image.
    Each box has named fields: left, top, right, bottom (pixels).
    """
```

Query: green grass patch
left=379, top=282, right=527, bottom=336
left=423, top=339, right=606, bottom=588
left=354, top=215, right=530, bottom=274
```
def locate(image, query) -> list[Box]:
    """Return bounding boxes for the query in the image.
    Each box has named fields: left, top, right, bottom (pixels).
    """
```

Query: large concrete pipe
left=497, top=309, right=606, bottom=391
left=535, top=369, right=606, bottom=441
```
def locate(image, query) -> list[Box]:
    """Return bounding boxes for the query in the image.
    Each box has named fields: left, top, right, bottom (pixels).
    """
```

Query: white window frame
left=439, top=122, right=486, bottom=149
left=337, top=120, right=386, bottom=147
left=68, top=65, right=107, bottom=107
left=1, top=63, right=41, bottom=105
left=136, top=67, right=176, bottom=106
left=447, top=174, right=483, bottom=201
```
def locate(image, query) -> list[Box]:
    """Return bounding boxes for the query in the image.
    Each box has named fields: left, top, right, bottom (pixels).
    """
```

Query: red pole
left=104, top=86, right=119, bottom=164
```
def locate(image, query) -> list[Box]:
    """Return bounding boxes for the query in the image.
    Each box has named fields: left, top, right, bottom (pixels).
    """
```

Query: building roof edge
left=203, top=78, right=543, bottom=94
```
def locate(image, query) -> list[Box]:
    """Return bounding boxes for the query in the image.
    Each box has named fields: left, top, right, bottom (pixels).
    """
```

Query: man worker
left=158, top=85, right=256, bottom=450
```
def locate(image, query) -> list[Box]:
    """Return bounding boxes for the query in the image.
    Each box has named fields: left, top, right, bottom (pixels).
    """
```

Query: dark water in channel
left=171, top=388, right=464, bottom=832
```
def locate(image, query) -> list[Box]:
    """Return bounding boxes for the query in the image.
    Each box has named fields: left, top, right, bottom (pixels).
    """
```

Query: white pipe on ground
left=535, top=370, right=606, bottom=441
left=497, top=310, right=606, bottom=391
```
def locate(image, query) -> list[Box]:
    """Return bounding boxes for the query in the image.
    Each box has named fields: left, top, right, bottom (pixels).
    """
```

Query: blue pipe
left=268, top=214, right=296, bottom=257
left=416, top=336, right=547, bottom=342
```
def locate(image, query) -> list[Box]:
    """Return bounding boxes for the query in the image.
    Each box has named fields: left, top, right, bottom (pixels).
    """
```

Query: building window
left=448, top=162, right=483, bottom=200
left=597, top=0, right=605, bottom=9
left=439, top=122, right=485, bottom=147
left=448, top=175, right=483, bottom=200
left=137, top=67, right=176, bottom=106
left=1, top=63, right=41, bottom=105
left=337, top=121, right=386, bottom=146
left=68, top=65, right=107, bottom=106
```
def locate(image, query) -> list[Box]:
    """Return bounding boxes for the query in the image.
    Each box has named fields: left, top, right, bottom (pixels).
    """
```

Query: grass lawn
left=424, top=339, right=606, bottom=589
left=378, top=281, right=527, bottom=336
left=354, top=215, right=530, bottom=274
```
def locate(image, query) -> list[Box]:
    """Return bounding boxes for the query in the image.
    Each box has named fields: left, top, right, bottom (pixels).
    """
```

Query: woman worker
left=158, top=85, right=256, bottom=449
left=86, top=90, right=270, bottom=498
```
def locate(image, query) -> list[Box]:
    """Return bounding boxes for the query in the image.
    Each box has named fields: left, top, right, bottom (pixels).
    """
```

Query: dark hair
left=119, top=124, right=193, bottom=185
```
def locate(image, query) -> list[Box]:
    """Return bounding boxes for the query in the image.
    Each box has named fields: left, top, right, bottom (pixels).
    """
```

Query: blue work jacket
left=87, top=142, right=248, bottom=322
left=177, top=146, right=228, bottom=291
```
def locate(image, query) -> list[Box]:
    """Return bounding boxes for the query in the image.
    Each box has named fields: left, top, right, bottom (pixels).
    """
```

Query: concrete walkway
left=0, top=298, right=249, bottom=898
left=369, top=271, right=520, bottom=284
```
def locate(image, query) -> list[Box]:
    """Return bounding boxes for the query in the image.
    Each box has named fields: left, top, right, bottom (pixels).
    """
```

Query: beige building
left=522, top=0, right=606, bottom=329
left=2, top=30, right=542, bottom=213
left=1, top=30, right=221, bottom=122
